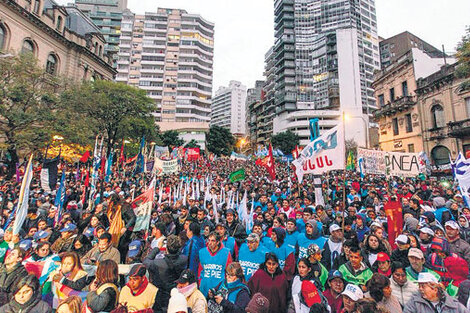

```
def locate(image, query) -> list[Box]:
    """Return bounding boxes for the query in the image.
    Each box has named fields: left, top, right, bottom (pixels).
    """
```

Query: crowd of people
left=0, top=155, right=470, bottom=313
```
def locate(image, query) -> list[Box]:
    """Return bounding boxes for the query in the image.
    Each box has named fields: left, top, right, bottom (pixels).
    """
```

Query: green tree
left=0, top=53, right=60, bottom=177
left=271, top=130, right=300, bottom=155
left=185, top=139, right=201, bottom=149
left=207, top=126, right=235, bottom=156
left=63, top=80, right=157, bottom=154
left=161, top=130, right=184, bottom=149
left=455, top=26, right=470, bottom=79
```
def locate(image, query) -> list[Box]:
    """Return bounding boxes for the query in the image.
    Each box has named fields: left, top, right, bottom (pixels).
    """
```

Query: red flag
left=384, top=200, right=403, bottom=249
left=79, top=150, right=90, bottom=163
left=100, top=155, right=106, bottom=178
left=126, top=154, right=138, bottom=164
left=119, top=142, right=125, bottom=165
left=81, top=170, right=89, bottom=206
left=292, top=146, right=301, bottom=159
left=266, top=144, right=276, bottom=181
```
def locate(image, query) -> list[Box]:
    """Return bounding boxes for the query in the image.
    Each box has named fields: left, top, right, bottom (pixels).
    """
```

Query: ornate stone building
left=0, top=0, right=116, bottom=80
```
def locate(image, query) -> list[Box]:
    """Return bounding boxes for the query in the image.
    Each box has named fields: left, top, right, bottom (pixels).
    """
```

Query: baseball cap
left=247, top=233, right=260, bottom=242
left=341, top=284, right=363, bottom=301
left=307, top=244, right=321, bottom=256
left=395, top=234, right=410, bottom=245
left=176, top=269, right=197, bottom=284
left=33, top=230, right=51, bottom=241
left=445, top=220, right=460, bottom=230
left=417, top=272, right=439, bottom=284
left=19, top=239, right=33, bottom=251
left=419, top=227, right=435, bottom=236
left=128, top=264, right=147, bottom=277
left=327, top=270, right=344, bottom=282
left=408, top=248, right=424, bottom=259
left=329, top=224, right=341, bottom=233
left=376, top=252, right=390, bottom=262
left=127, top=240, right=142, bottom=258
left=60, top=223, right=77, bottom=233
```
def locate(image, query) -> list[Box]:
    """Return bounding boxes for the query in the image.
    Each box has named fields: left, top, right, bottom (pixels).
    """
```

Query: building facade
left=269, top=0, right=380, bottom=147
left=211, top=80, right=247, bottom=136
left=0, top=0, right=115, bottom=80
left=115, top=8, right=214, bottom=148
left=416, top=65, right=470, bottom=170
left=74, top=0, right=128, bottom=63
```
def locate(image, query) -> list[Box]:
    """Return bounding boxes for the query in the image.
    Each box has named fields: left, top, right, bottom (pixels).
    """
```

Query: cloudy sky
left=58, top=0, right=469, bottom=90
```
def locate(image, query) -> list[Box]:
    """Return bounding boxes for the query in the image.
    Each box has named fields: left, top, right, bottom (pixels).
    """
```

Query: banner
left=229, top=169, right=246, bottom=182
left=12, top=154, right=34, bottom=235
left=162, top=159, right=179, bottom=174
left=293, top=124, right=345, bottom=182
left=230, top=152, right=250, bottom=161
left=132, top=178, right=156, bottom=232
left=357, top=148, right=425, bottom=177
left=155, top=146, right=169, bottom=158
left=452, top=153, right=470, bottom=205
left=384, top=200, right=403, bottom=249
left=184, top=148, right=200, bottom=161
left=40, top=157, right=59, bottom=193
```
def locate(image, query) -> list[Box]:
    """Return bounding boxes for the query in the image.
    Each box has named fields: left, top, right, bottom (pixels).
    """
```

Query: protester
left=84, top=260, right=119, bottom=313
left=176, top=269, right=207, bottom=313
left=119, top=264, right=158, bottom=312
left=390, top=261, right=418, bottom=307
left=338, top=245, right=372, bottom=291
left=238, top=233, right=269, bottom=281
left=181, top=221, right=205, bottom=275
left=56, top=296, right=82, bottom=313
left=366, top=273, right=402, bottom=313
left=0, top=247, right=28, bottom=306
left=341, top=284, right=364, bottom=313
left=0, top=274, right=52, bottom=313
left=323, top=270, right=345, bottom=313
left=81, top=232, right=121, bottom=265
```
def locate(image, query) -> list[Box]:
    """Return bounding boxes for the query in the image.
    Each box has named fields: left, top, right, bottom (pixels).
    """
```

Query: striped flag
left=54, top=171, right=66, bottom=226
left=12, top=154, right=34, bottom=235
left=132, top=178, right=156, bottom=232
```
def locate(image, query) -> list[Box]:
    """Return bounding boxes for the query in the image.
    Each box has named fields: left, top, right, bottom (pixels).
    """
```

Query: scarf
left=126, top=276, right=149, bottom=296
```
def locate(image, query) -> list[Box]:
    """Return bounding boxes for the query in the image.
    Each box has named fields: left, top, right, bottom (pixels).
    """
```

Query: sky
left=57, top=0, right=470, bottom=91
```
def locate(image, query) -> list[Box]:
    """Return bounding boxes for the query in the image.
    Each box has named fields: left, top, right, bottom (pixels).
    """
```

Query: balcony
left=427, top=127, right=447, bottom=140
left=448, top=118, right=470, bottom=138
left=374, top=95, right=417, bottom=118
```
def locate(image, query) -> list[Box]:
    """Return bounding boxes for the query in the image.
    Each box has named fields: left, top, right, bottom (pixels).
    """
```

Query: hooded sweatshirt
left=296, top=221, right=326, bottom=259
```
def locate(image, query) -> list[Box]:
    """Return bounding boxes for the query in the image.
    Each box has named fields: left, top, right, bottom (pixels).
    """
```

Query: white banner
left=357, top=148, right=426, bottom=177
left=293, top=124, right=345, bottom=182
left=162, top=159, right=179, bottom=174
left=453, top=153, right=470, bottom=205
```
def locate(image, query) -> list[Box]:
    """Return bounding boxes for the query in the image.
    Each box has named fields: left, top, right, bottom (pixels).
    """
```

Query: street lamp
left=53, top=135, right=64, bottom=141
left=343, top=113, right=369, bottom=148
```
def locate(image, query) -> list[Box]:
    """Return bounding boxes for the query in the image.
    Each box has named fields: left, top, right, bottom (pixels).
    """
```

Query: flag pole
left=342, top=111, right=346, bottom=233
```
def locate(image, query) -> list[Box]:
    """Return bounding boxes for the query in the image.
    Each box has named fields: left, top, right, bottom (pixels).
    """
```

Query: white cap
left=341, top=284, right=363, bottom=301
left=395, top=234, right=410, bottom=245
left=419, top=227, right=435, bottom=236
left=445, top=220, right=460, bottom=230
left=329, top=224, right=341, bottom=233
left=417, top=272, right=439, bottom=284
left=168, top=288, right=188, bottom=313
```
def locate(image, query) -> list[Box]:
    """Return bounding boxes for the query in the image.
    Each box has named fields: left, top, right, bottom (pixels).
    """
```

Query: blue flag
left=105, top=152, right=114, bottom=183
left=135, top=136, right=145, bottom=174
left=54, top=171, right=66, bottom=226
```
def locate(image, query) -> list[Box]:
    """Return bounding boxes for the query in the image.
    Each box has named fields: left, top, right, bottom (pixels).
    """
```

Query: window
left=466, top=97, right=470, bottom=118
left=0, top=24, right=5, bottom=51
left=21, top=39, right=35, bottom=54
left=33, top=0, right=41, bottom=14
left=392, top=117, right=399, bottom=135
left=431, top=105, right=445, bottom=128
left=378, top=94, right=384, bottom=107
left=408, top=144, right=415, bottom=153
left=431, top=145, right=451, bottom=166
left=389, top=87, right=395, bottom=101
left=56, top=16, right=63, bottom=31
left=405, top=113, right=413, bottom=133
left=45, top=54, right=57, bottom=75
left=402, top=81, right=408, bottom=97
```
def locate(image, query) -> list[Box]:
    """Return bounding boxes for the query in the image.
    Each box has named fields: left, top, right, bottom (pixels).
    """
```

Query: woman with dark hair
left=361, top=234, right=387, bottom=267
left=52, top=252, right=88, bottom=291
left=366, top=273, right=402, bottom=313
left=248, top=253, right=289, bottom=313
left=84, top=260, right=119, bottom=313
left=0, top=274, right=52, bottom=313
left=209, top=262, right=250, bottom=313
left=72, top=235, right=92, bottom=258
left=24, top=241, right=57, bottom=262
left=0, top=247, right=28, bottom=306
left=264, top=227, right=295, bottom=280
left=288, top=258, right=329, bottom=313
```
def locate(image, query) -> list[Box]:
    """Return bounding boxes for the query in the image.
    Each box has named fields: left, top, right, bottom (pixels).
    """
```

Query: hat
left=127, top=240, right=142, bottom=258
left=19, top=239, right=33, bottom=251
left=419, top=227, right=435, bottom=236
left=417, top=272, right=439, bottom=284
left=329, top=224, right=341, bottom=233
left=341, top=284, right=363, bottom=301
left=33, top=230, right=50, bottom=241
left=245, top=293, right=270, bottom=313
left=430, top=237, right=450, bottom=254
left=395, top=234, right=410, bottom=245
left=408, top=247, right=424, bottom=259
left=275, top=188, right=281, bottom=193
left=226, top=209, right=236, bottom=216
left=305, top=219, right=317, bottom=227
left=433, top=197, right=446, bottom=208
left=328, top=270, right=344, bottom=282
left=247, top=233, right=260, bottom=242
left=376, top=252, right=390, bottom=262
left=307, top=243, right=321, bottom=256
left=167, top=288, right=187, bottom=313
left=60, top=223, right=77, bottom=233
left=176, top=269, right=197, bottom=284
left=445, top=220, right=460, bottom=230
left=128, top=264, right=147, bottom=277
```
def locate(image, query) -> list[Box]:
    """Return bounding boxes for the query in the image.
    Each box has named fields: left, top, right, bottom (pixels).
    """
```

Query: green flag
left=346, top=150, right=355, bottom=171
left=229, top=168, right=245, bottom=182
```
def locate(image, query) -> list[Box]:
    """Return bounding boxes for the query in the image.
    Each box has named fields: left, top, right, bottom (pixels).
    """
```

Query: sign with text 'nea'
left=357, top=148, right=425, bottom=177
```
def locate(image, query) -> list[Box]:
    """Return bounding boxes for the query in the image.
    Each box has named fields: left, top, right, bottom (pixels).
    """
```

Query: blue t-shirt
left=238, top=243, right=269, bottom=281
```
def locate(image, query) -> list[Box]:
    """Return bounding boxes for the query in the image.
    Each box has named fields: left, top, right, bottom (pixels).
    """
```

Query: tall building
left=211, top=80, right=247, bottom=136
left=74, top=0, right=128, bottom=63
left=0, top=0, right=115, bottom=80
left=116, top=8, right=214, bottom=148
left=246, top=80, right=265, bottom=145
left=270, top=0, right=380, bottom=147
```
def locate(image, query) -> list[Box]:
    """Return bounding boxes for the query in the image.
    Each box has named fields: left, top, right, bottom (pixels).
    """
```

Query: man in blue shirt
left=238, top=233, right=269, bottom=281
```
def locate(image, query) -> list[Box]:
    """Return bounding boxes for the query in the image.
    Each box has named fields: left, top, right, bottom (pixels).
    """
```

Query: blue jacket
left=223, top=236, right=236, bottom=257
left=264, top=239, right=295, bottom=270
left=296, top=233, right=327, bottom=259
left=198, top=246, right=232, bottom=297
left=182, top=235, right=205, bottom=274
left=285, top=230, right=300, bottom=250
left=238, top=243, right=269, bottom=281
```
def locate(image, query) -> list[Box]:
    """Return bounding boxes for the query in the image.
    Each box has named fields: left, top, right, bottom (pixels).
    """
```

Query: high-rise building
left=247, top=80, right=265, bottom=145
left=269, top=0, right=380, bottom=147
left=116, top=8, right=214, bottom=148
left=211, top=81, right=247, bottom=136
left=74, top=0, right=128, bottom=63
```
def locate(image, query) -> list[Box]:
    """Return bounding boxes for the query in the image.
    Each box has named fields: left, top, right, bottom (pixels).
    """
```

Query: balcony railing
left=374, top=95, right=417, bottom=118
left=448, top=118, right=470, bottom=138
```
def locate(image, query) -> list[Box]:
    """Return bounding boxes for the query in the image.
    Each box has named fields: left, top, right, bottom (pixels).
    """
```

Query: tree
left=161, top=130, right=184, bottom=149
left=207, top=126, right=235, bottom=156
left=455, top=26, right=470, bottom=79
left=271, top=130, right=300, bottom=155
left=185, top=139, right=201, bottom=149
left=63, top=80, right=157, bottom=154
left=0, top=53, right=60, bottom=177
